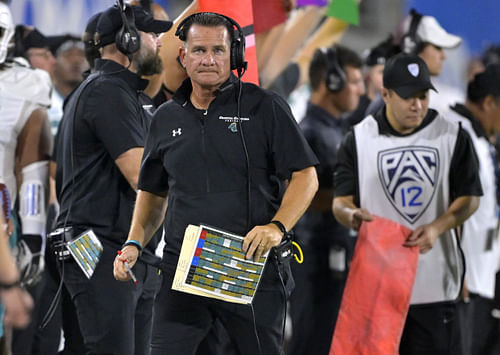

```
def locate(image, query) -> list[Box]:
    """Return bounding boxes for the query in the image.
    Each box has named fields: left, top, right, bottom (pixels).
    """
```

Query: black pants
left=288, top=241, right=352, bottom=355
left=151, top=260, right=292, bottom=355
left=63, top=241, right=161, bottom=355
left=33, top=249, right=85, bottom=355
left=399, top=302, right=463, bottom=355
left=459, top=294, right=500, bottom=355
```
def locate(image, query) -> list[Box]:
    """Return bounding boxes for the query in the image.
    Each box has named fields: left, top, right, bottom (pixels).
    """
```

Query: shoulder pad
left=0, top=61, right=52, bottom=107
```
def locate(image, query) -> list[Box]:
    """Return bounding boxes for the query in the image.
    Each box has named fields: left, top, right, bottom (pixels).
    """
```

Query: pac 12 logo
left=378, top=147, right=439, bottom=224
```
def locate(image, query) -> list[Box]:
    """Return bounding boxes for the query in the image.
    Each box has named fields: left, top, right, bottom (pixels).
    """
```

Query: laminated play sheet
left=173, top=224, right=268, bottom=304
left=67, top=229, right=103, bottom=279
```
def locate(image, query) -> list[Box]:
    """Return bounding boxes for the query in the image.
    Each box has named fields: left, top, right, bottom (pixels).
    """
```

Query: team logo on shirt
left=218, top=115, right=249, bottom=133
left=378, top=146, right=439, bottom=224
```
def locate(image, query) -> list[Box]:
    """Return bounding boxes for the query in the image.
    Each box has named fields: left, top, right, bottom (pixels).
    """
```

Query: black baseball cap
left=15, top=25, right=50, bottom=50
left=383, top=53, right=437, bottom=99
left=14, top=25, right=64, bottom=56
left=82, top=12, right=102, bottom=49
left=95, top=5, right=172, bottom=48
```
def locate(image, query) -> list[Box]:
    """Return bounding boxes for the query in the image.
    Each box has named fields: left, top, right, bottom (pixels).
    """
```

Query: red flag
left=330, top=216, right=418, bottom=355
left=198, top=0, right=259, bottom=85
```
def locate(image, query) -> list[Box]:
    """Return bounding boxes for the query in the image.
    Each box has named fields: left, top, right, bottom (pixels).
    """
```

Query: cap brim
left=393, top=83, right=437, bottom=99
left=427, top=32, right=461, bottom=49
left=138, top=19, right=173, bottom=34
left=418, top=16, right=462, bottom=49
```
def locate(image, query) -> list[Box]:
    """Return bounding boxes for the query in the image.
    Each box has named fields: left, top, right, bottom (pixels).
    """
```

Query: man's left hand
left=404, top=223, right=439, bottom=254
left=243, top=224, right=283, bottom=261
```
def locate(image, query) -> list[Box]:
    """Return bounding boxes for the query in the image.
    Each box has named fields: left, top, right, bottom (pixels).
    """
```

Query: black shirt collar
left=374, top=106, right=438, bottom=137
left=94, top=59, right=149, bottom=91
left=305, top=102, right=344, bottom=128
left=450, top=103, right=488, bottom=139
left=173, top=73, right=239, bottom=106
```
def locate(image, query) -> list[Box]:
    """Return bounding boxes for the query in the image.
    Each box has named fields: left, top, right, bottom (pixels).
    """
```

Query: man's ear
left=482, top=94, right=495, bottom=113
left=178, top=46, right=186, bottom=69
left=381, top=87, right=390, bottom=103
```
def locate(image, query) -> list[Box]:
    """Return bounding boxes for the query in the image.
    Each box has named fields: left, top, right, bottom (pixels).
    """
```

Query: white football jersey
left=0, top=59, right=52, bottom=204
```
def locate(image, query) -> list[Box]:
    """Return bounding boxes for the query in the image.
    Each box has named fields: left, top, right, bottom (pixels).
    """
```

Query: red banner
left=330, top=216, right=418, bottom=355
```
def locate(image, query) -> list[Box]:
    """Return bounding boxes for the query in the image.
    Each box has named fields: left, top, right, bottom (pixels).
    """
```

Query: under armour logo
left=172, top=128, right=182, bottom=137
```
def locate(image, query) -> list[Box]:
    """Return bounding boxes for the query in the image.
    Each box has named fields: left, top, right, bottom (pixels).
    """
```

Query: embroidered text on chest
left=219, top=116, right=250, bottom=133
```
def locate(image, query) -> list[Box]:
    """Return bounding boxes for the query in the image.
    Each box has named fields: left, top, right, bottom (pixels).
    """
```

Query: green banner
left=326, top=0, right=360, bottom=26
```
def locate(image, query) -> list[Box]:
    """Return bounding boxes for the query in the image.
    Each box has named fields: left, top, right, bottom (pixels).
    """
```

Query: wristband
left=270, top=220, right=287, bottom=238
left=122, top=240, right=143, bottom=256
left=0, top=280, right=20, bottom=290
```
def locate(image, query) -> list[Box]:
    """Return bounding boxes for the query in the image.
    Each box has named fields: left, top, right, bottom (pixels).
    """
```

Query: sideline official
left=333, top=54, right=481, bottom=354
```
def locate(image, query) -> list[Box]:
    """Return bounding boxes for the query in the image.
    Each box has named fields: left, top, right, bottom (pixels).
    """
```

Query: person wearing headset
left=366, top=9, right=462, bottom=118
left=113, top=11, right=318, bottom=355
left=333, top=53, right=481, bottom=355
left=288, top=44, right=364, bottom=355
left=53, top=3, right=172, bottom=354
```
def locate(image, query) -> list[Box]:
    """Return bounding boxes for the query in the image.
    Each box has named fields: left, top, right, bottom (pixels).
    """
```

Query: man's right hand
left=113, top=245, right=139, bottom=282
left=350, top=208, right=374, bottom=231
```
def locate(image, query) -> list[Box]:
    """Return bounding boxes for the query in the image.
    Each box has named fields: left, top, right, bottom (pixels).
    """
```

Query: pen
left=117, top=250, right=138, bottom=284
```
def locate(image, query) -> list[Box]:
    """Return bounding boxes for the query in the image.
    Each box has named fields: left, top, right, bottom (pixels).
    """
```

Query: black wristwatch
left=270, top=220, right=287, bottom=239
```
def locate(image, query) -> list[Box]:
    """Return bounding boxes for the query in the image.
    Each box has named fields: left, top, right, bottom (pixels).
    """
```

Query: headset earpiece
left=115, top=0, right=141, bottom=56
left=225, top=17, right=246, bottom=72
left=175, top=12, right=247, bottom=75
left=402, top=9, right=423, bottom=55
left=322, top=47, right=346, bottom=92
left=174, top=16, right=189, bottom=42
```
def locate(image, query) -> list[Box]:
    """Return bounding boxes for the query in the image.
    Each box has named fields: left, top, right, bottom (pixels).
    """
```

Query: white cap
left=402, top=11, right=461, bottom=50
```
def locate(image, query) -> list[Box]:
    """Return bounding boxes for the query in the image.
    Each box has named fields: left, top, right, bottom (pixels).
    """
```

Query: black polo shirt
left=334, top=107, right=482, bottom=205
left=294, top=102, right=350, bottom=246
left=56, top=59, right=158, bottom=259
left=138, top=74, right=318, bottom=270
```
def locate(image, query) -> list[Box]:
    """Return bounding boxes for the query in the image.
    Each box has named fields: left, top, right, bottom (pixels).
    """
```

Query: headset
left=115, top=0, right=141, bottom=56
left=401, top=9, right=423, bottom=55
left=322, top=46, right=346, bottom=92
left=175, top=12, right=248, bottom=77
